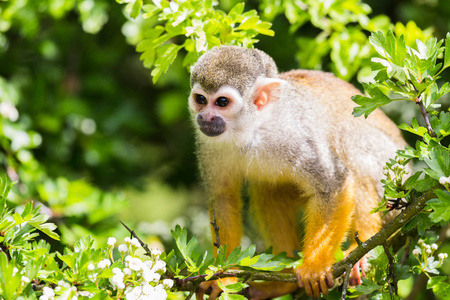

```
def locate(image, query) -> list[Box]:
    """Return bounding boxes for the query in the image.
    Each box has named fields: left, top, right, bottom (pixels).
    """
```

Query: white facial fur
left=189, top=84, right=245, bottom=139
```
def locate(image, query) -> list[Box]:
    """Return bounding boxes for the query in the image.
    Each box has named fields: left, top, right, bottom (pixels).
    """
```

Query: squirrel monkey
left=189, top=46, right=406, bottom=299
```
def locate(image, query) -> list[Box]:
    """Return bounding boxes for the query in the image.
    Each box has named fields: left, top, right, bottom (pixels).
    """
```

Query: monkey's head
left=189, top=46, right=282, bottom=138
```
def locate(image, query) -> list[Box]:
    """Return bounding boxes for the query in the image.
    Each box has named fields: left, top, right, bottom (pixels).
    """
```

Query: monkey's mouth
left=197, top=115, right=226, bottom=137
left=199, top=124, right=226, bottom=137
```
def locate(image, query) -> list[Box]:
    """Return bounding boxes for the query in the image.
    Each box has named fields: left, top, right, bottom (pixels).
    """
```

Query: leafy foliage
left=118, top=0, right=274, bottom=83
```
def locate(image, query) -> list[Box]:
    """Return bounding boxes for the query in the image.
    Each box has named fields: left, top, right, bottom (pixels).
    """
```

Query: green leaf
left=152, top=44, right=182, bottom=84
left=403, top=213, right=433, bottom=235
left=432, top=281, right=450, bottom=298
left=0, top=253, right=21, bottom=300
left=445, top=32, right=450, bottom=68
left=427, top=276, right=447, bottom=289
left=427, top=189, right=450, bottom=223
left=238, top=256, right=259, bottom=267
left=130, top=0, right=143, bottom=19
left=352, top=82, right=392, bottom=118
left=171, top=225, right=200, bottom=272
left=228, top=3, right=245, bottom=16
left=355, top=278, right=381, bottom=294
left=423, top=148, right=450, bottom=180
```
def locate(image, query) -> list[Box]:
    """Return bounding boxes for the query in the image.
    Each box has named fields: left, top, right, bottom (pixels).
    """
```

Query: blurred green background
left=1, top=0, right=450, bottom=263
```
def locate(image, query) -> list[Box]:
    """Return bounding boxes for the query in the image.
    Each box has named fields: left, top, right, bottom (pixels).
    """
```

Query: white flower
left=0, top=102, right=19, bottom=122
left=87, top=264, right=95, bottom=271
left=124, top=237, right=132, bottom=244
left=142, top=282, right=154, bottom=295
left=107, top=237, right=117, bottom=247
left=151, top=248, right=162, bottom=256
left=97, top=259, right=111, bottom=269
left=426, top=249, right=432, bottom=255
left=112, top=267, right=123, bottom=275
left=39, top=296, right=49, bottom=300
left=440, top=176, right=448, bottom=185
left=21, top=276, right=30, bottom=283
left=125, top=255, right=132, bottom=262
left=152, top=260, right=166, bottom=272
left=78, top=291, right=94, bottom=297
left=111, top=273, right=125, bottom=290
left=152, top=0, right=161, bottom=8
left=12, top=267, right=19, bottom=276
left=163, top=279, right=174, bottom=288
left=418, top=239, right=424, bottom=245
left=71, top=296, right=78, bottom=300
left=128, top=257, right=144, bottom=271
left=130, top=238, right=140, bottom=248
left=432, top=244, right=438, bottom=250
left=143, top=268, right=161, bottom=283
left=118, top=244, right=128, bottom=253
left=412, top=249, right=421, bottom=256
left=72, top=286, right=77, bottom=292
left=169, top=1, right=179, bottom=12
left=154, top=284, right=168, bottom=300
left=42, top=286, right=55, bottom=298
left=123, top=267, right=132, bottom=275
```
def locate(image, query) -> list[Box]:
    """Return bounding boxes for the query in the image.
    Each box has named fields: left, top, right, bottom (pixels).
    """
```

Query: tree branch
left=416, top=97, right=436, bottom=137
left=120, top=221, right=152, bottom=257
left=175, top=188, right=437, bottom=292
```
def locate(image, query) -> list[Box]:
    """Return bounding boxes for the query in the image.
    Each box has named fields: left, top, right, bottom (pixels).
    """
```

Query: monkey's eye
left=215, top=97, right=230, bottom=107
left=195, top=94, right=207, bottom=105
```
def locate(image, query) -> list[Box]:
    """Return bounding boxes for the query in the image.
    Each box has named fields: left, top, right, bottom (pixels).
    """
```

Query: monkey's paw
left=195, top=277, right=238, bottom=300
left=295, top=265, right=334, bottom=297
left=348, top=256, right=368, bottom=286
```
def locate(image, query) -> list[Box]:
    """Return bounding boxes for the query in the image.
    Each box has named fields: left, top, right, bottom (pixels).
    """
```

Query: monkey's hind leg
left=345, top=177, right=382, bottom=286
left=295, top=177, right=356, bottom=298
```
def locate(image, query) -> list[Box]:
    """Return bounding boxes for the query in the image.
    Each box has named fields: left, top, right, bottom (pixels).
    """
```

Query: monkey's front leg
left=196, top=180, right=243, bottom=300
left=296, top=181, right=356, bottom=297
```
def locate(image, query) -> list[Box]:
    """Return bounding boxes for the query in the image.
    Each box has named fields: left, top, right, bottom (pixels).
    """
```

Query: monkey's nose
left=198, top=114, right=215, bottom=122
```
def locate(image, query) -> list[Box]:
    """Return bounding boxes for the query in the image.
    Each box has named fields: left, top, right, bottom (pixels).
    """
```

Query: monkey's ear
left=253, top=78, right=282, bottom=111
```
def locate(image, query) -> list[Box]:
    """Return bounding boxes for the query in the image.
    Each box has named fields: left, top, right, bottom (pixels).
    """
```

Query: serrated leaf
left=427, top=275, right=447, bottom=289
left=171, top=225, right=199, bottom=271
left=369, top=31, right=388, bottom=58
left=402, top=213, right=433, bottom=235
left=238, top=256, right=259, bottom=267
left=152, top=44, right=182, bottom=84
left=423, top=148, right=450, bottom=180
left=355, top=278, right=381, bottom=294
left=12, top=213, right=23, bottom=224
left=433, top=281, right=450, bottom=298
left=37, top=223, right=60, bottom=240
left=352, top=82, right=392, bottom=118
left=237, top=16, right=259, bottom=30
left=427, top=189, right=450, bottom=223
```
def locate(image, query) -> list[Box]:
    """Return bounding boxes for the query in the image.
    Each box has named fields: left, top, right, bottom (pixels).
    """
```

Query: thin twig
left=211, top=209, right=221, bottom=249
left=120, top=221, right=152, bottom=257
left=354, top=231, right=363, bottom=247
left=383, top=244, right=398, bottom=298
left=416, top=96, right=436, bottom=137
left=341, top=264, right=352, bottom=300
left=400, top=236, right=412, bottom=266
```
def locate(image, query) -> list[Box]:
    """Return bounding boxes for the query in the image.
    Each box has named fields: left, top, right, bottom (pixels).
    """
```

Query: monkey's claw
left=295, top=266, right=334, bottom=297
